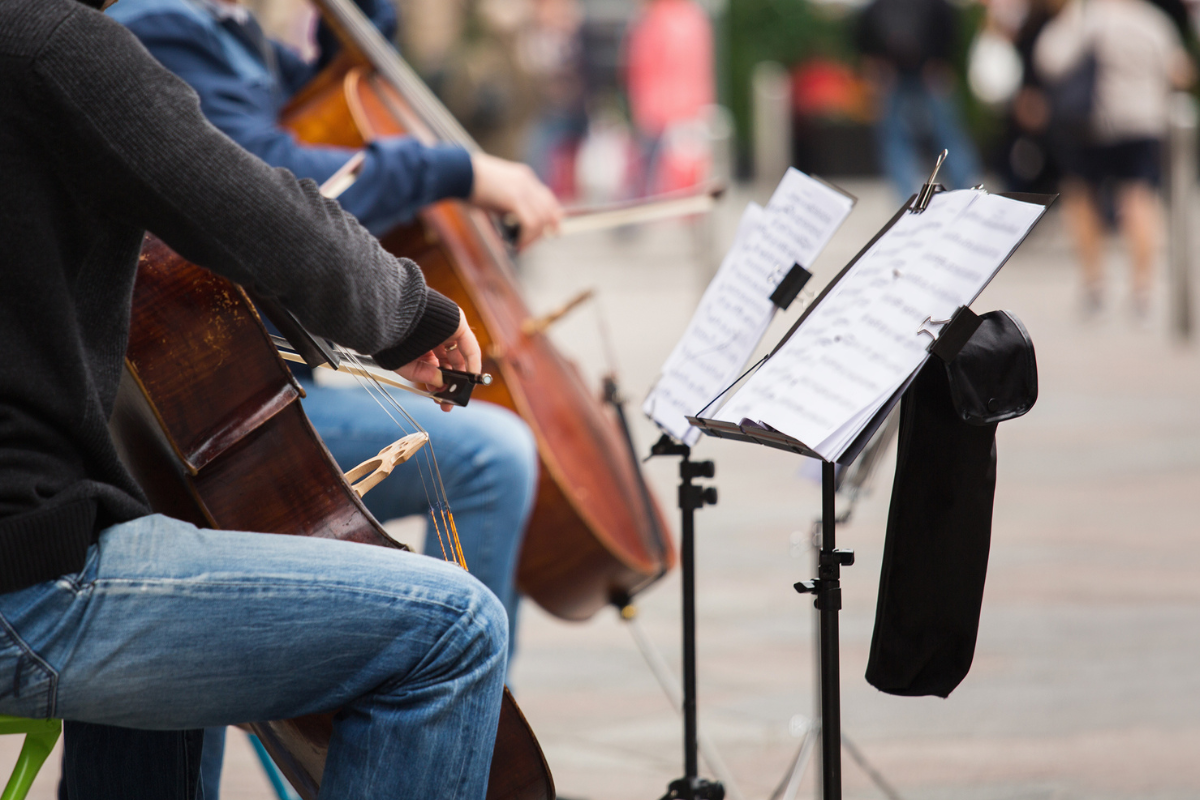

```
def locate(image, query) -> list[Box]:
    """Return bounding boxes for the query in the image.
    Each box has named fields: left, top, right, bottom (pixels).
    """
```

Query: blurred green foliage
left=724, top=0, right=854, bottom=161
left=722, top=0, right=997, bottom=171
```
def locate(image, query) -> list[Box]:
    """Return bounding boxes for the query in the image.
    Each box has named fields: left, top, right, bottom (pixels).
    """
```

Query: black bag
left=1048, top=49, right=1097, bottom=144
left=865, top=310, right=1036, bottom=698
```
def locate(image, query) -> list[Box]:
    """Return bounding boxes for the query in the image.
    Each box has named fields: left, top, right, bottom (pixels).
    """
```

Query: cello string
left=323, top=342, right=454, bottom=562
left=322, top=353, right=465, bottom=565
left=593, top=295, right=621, bottom=379
left=338, top=347, right=467, bottom=569
left=337, top=349, right=455, bottom=563
left=350, top=364, right=458, bottom=566
left=333, top=352, right=450, bottom=560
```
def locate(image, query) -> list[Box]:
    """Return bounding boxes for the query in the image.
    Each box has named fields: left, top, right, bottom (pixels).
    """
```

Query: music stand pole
left=796, top=460, right=854, bottom=799
left=650, top=435, right=723, bottom=800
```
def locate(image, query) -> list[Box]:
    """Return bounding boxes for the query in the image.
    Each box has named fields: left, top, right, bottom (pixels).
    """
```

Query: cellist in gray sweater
left=0, top=0, right=507, bottom=797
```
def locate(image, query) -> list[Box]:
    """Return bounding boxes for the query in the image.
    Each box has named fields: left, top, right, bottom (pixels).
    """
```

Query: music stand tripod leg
left=649, top=435, right=723, bottom=800
left=775, top=497, right=904, bottom=800
left=794, top=461, right=854, bottom=800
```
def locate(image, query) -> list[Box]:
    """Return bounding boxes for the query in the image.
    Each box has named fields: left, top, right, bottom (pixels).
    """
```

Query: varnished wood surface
left=281, top=63, right=675, bottom=622
left=381, top=214, right=672, bottom=615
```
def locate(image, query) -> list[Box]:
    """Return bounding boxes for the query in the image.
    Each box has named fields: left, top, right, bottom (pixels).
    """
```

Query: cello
left=109, top=236, right=553, bottom=800
left=279, top=0, right=675, bottom=621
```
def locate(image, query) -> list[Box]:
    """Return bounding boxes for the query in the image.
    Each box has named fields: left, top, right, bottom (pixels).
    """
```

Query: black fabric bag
left=1049, top=49, right=1098, bottom=146
left=865, top=310, right=1036, bottom=698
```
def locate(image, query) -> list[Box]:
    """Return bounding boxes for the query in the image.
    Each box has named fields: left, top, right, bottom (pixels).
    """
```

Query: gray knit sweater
left=0, top=0, right=460, bottom=593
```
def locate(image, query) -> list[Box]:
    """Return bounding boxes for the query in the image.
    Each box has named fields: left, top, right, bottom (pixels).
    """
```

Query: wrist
left=373, top=289, right=462, bottom=369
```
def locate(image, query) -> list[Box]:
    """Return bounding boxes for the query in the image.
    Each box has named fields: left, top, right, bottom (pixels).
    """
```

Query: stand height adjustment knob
left=820, top=548, right=855, bottom=567
left=659, top=777, right=726, bottom=800
left=678, top=483, right=718, bottom=510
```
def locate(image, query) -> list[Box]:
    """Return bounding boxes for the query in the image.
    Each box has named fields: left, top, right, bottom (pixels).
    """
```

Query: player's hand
left=395, top=310, right=482, bottom=412
left=470, top=152, right=563, bottom=249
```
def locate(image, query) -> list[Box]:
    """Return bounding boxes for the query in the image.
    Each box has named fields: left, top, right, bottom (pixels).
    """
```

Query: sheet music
left=643, top=169, right=854, bottom=445
left=714, top=190, right=1045, bottom=460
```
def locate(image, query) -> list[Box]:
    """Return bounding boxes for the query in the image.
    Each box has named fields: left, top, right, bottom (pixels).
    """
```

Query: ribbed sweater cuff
left=0, top=498, right=96, bottom=595
left=374, top=289, right=462, bottom=369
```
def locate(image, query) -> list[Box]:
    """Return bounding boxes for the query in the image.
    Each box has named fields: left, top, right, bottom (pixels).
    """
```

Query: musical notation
left=643, top=169, right=855, bottom=444
left=715, top=190, right=1046, bottom=460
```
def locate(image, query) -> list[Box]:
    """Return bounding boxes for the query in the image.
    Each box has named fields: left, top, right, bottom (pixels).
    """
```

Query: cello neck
left=310, top=0, right=479, bottom=151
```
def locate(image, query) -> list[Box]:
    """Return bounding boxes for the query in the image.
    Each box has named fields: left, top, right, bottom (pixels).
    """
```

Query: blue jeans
left=197, top=387, right=538, bottom=799
left=876, top=74, right=982, bottom=198
left=297, top=384, right=538, bottom=648
left=1, top=514, right=508, bottom=800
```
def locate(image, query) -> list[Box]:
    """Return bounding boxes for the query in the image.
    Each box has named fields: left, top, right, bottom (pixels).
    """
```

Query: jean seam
left=92, top=577, right=476, bottom=612
left=0, top=612, right=59, bottom=719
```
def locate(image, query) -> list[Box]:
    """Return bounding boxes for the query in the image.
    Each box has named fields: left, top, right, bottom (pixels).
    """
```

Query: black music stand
left=686, top=174, right=1056, bottom=800
left=643, top=259, right=817, bottom=800
left=684, top=418, right=856, bottom=799
left=686, top=306, right=1015, bottom=799
left=647, top=434, right=722, bottom=800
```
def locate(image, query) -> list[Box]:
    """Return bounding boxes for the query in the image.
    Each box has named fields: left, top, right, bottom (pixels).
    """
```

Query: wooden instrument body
left=282, top=62, right=676, bottom=621
left=109, top=236, right=553, bottom=800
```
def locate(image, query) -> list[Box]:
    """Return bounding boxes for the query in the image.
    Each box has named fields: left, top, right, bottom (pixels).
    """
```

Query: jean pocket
left=0, top=617, right=58, bottom=719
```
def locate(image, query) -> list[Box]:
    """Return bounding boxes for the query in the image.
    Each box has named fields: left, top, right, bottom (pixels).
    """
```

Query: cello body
left=109, top=236, right=554, bottom=800
left=281, top=57, right=675, bottom=621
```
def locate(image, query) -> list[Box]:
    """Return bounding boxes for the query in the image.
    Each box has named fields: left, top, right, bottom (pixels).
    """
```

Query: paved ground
left=6, top=179, right=1200, bottom=799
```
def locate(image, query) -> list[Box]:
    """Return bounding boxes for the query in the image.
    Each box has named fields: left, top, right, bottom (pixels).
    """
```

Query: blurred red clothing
left=624, top=0, right=714, bottom=137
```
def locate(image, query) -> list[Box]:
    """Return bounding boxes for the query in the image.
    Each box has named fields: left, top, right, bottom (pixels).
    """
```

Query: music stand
left=771, top=412, right=904, bottom=800
left=688, top=172, right=1056, bottom=799
left=684, top=417, right=857, bottom=799
left=646, top=434, right=723, bottom=800
left=644, top=256, right=820, bottom=800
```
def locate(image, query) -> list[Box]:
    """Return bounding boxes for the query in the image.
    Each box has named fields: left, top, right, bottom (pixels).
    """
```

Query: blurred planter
left=791, top=57, right=878, bottom=177
left=792, top=119, right=878, bottom=176
left=726, top=0, right=855, bottom=175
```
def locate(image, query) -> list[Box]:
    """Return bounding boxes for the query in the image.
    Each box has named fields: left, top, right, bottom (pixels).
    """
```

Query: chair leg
left=245, top=732, right=300, bottom=800
left=1, top=719, right=62, bottom=800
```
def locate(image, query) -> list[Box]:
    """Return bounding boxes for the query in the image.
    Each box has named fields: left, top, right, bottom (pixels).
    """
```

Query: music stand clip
left=911, top=149, right=948, bottom=213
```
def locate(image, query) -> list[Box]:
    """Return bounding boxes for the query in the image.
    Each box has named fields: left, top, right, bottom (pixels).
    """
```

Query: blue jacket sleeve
left=123, top=12, right=473, bottom=236
left=272, top=40, right=319, bottom=97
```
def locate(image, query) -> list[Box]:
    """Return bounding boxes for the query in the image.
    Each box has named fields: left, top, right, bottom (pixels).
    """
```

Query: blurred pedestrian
left=1035, top=0, right=1193, bottom=318
left=983, top=0, right=1060, bottom=192
left=520, top=0, right=589, bottom=195
left=440, top=0, right=540, bottom=161
left=857, top=0, right=983, bottom=197
left=623, top=0, right=714, bottom=196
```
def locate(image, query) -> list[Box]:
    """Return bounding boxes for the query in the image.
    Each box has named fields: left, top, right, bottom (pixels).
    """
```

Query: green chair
left=0, top=716, right=62, bottom=800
